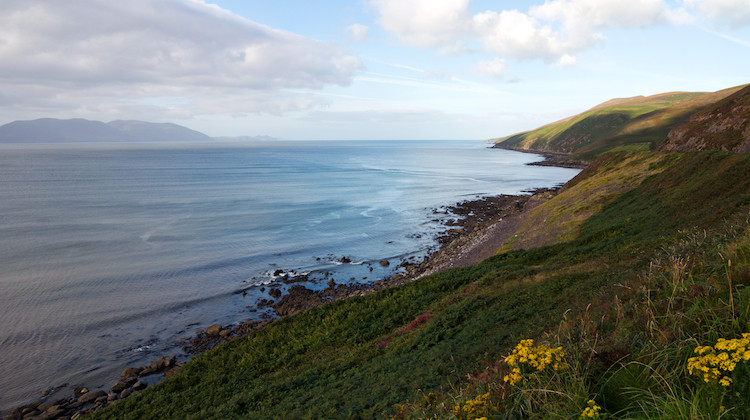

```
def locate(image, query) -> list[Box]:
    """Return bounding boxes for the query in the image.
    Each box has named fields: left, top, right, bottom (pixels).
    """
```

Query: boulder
left=268, top=288, right=282, bottom=299
left=38, top=408, right=65, bottom=420
left=73, top=387, right=89, bottom=398
left=121, top=367, right=141, bottom=378
left=110, top=381, right=130, bottom=393
left=120, top=387, right=133, bottom=399
left=22, top=409, right=40, bottom=418
left=150, top=355, right=176, bottom=370
left=205, top=324, right=222, bottom=336
left=133, top=381, right=148, bottom=391
left=379, top=260, right=390, bottom=267
left=139, top=367, right=157, bottom=376
left=37, top=401, right=57, bottom=412
left=78, top=389, right=106, bottom=404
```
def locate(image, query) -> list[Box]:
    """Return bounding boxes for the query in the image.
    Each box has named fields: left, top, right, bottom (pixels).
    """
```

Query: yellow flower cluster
left=687, top=333, right=750, bottom=387
left=451, top=392, right=491, bottom=419
left=580, top=400, right=602, bottom=418
left=503, top=339, right=568, bottom=385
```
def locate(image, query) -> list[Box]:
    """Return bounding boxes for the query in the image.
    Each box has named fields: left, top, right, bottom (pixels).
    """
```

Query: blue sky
left=1, top=0, right=749, bottom=140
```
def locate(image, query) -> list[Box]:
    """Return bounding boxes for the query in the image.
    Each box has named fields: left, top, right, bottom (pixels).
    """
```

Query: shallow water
left=0, top=140, right=579, bottom=411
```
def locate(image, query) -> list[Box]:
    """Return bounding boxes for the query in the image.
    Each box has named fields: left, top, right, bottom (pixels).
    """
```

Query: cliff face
left=660, top=84, right=750, bottom=152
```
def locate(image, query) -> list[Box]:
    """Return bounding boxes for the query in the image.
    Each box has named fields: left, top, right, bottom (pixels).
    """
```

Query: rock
left=21, top=406, right=38, bottom=415
left=133, top=381, right=147, bottom=391
left=78, top=389, right=106, bottom=404
left=37, top=401, right=57, bottom=412
left=22, top=409, right=40, bottom=418
left=38, top=409, right=65, bottom=420
left=107, top=392, right=118, bottom=401
left=204, top=324, right=222, bottom=336
left=121, top=367, right=141, bottom=378
left=73, top=387, right=89, bottom=398
left=338, top=256, right=351, bottom=263
left=327, top=278, right=336, bottom=288
left=272, top=285, right=317, bottom=317
left=379, top=260, right=390, bottom=267
left=120, top=387, right=133, bottom=399
left=110, top=381, right=130, bottom=393
left=139, top=367, right=157, bottom=376
left=219, top=329, right=231, bottom=337
left=268, top=288, right=281, bottom=299
left=150, top=355, right=176, bottom=370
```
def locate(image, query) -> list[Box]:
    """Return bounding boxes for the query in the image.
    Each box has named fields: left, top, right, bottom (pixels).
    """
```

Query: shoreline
left=491, top=143, right=589, bottom=169
left=4, top=167, right=578, bottom=419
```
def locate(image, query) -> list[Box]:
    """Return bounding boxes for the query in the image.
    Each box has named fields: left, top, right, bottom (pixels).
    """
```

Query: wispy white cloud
left=346, top=23, right=370, bottom=41
left=474, top=58, right=508, bottom=78
left=684, top=0, right=750, bottom=28
left=696, top=25, right=750, bottom=48
left=0, top=0, right=362, bottom=120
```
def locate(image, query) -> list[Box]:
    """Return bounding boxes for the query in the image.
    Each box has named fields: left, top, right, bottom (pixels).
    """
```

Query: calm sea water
left=0, top=141, right=579, bottom=411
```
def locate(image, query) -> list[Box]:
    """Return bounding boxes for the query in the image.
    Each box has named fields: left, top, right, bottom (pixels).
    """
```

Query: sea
left=0, top=140, right=580, bottom=412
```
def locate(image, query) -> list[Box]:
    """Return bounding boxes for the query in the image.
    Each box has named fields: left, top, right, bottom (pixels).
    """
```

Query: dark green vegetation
left=92, top=150, right=750, bottom=419
left=493, top=85, right=746, bottom=161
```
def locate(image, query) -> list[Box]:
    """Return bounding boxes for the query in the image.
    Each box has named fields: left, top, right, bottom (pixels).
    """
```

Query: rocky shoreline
left=3, top=184, right=568, bottom=420
left=491, top=144, right=589, bottom=169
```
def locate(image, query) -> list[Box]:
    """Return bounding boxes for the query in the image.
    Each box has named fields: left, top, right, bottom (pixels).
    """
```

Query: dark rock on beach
left=78, top=390, right=106, bottom=404
left=204, top=324, right=222, bottom=337
left=268, top=288, right=281, bottom=299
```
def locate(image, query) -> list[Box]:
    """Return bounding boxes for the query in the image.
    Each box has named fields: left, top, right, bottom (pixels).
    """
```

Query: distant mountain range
left=492, top=83, right=750, bottom=161
left=0, top=118, right=214, bottom=143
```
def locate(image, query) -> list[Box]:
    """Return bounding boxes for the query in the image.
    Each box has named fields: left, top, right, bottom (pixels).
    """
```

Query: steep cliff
left=660, top=84, right=750, bottom=152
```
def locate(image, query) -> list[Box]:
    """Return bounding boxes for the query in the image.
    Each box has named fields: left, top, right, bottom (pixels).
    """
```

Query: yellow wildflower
left=580, top=399, right=602, bottom=418
left=687, top=333, right=750, bottom=387
left=503, top=339, right=567, bottom=385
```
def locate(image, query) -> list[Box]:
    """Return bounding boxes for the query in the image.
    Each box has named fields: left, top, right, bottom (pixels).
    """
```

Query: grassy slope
left=93, top=151, right=750, bottom=419
left=493, top=86, right=745, bottom=161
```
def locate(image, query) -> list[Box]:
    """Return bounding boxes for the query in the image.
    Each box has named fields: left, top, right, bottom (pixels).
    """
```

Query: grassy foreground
left=93, top=151, right=750, bottom=419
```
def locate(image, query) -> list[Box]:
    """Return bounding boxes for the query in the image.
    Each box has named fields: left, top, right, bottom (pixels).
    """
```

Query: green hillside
left=92, top=150, right=750, bottom=419
left=493, top=85, right=745, bottom=162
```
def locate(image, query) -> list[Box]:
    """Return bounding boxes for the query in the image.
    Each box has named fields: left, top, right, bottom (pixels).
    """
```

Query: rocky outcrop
left=661, top=84, right=750, bottom=152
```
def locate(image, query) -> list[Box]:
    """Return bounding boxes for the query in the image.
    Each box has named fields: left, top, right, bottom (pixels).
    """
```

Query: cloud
left=684, top=0, right=750, bottom=27
left=346, top=23, right=369, bottom=41
left=474, top=58, right=508, bottom=78
left=370, top=0, right=471, bottom=49
left=0, top=0, right=361, bottom=120
left=372, top=0, right=688, bottom=63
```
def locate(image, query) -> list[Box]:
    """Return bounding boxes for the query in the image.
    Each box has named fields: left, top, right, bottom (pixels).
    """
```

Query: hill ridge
left=0, top=118, right=213, bottom=143
left=492, top=84, right=747, bottom=161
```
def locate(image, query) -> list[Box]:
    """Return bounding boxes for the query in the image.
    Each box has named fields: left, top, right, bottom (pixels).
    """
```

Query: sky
left=1, top=0, right=749, bottom=140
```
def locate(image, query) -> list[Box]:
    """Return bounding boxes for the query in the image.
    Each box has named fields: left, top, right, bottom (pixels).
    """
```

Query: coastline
left=491, top=143, right=589, bottom=169
left=3, top=154, right=580, bottom=419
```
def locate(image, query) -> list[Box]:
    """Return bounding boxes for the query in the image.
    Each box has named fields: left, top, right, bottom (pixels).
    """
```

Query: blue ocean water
left=0, top=141, right=579, bottom=411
